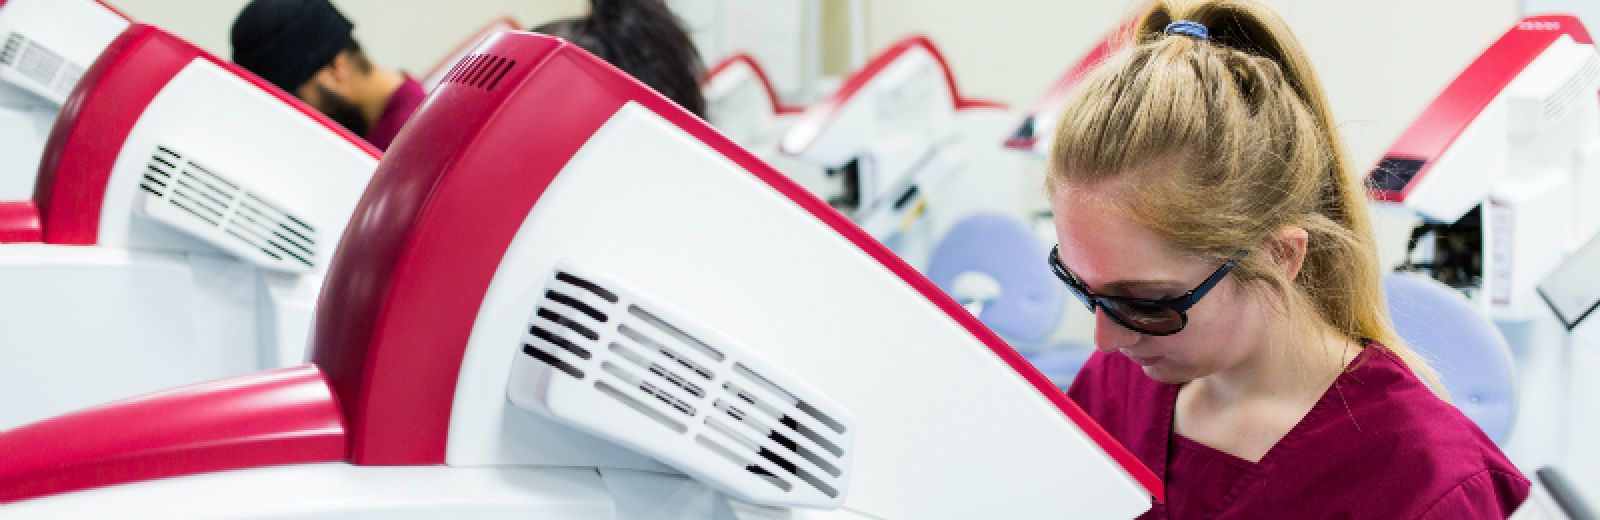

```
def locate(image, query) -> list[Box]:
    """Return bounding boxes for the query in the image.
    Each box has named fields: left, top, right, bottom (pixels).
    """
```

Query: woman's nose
left=1093, top=308, right=1140, bottom=353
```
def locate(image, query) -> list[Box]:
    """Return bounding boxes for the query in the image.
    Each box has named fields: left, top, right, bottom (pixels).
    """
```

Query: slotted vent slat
left=594, top=379, right=687, bottom=434
left=507, top=264, right=855, bottom=508
left=136, top=145, right=320, bottom=272
left=702, top=415, right=797, bottom=492
left=523, top=343, right=584, bottom=378
left=530, top=323, right=592, bottom=360
left=538, top=307, right=599, bottom=341
left=470, top=55, right=496, bottom=85
left=461, top=55, right=485, bottom=84
left=444, top=53, right=517, bottom=91
left=608, top=342, right=705, bottom=398
left=713, top=399, right=840, bottom=478
left=0, top=32, right=84, bottom=97
left=0, top=33, right=21, bottom=65
left=601, top=361, right=697, bottom=417
left=440, top=56, right=466, bottom=83
left=694, top=435, right=791, bottom=492
left=617, top=324, right=714, bottom=380
left=1543, top=53, right=1600, bottom=125
left=723, top=379, right=844, bottom=458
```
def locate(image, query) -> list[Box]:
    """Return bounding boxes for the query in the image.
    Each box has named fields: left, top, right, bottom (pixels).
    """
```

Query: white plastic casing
left=776, top=43, right=1025, bottom=268
left=0, top=0, right=127, bottom=105
left=0, top=463, right=885, bottom=519
left=508, top=262, right=855, bottom=509
left=0, top=57, right=377, bottom=428
left=0, top=245, right=260, bottom=429
left=781, top=47, right=954, bottom=170
left=782, top=46, right=956, bottom=199
left=1397, top=37, right=1600, bottom=319
left=99, top=59, right=377, bottom=273
left=0, top=0, right=128, bottom=199
left=704, top=61, right=783, bottom=146
left=701, top=58, right=837, bottom=218
left=445, top=102, right=1152, bottom=519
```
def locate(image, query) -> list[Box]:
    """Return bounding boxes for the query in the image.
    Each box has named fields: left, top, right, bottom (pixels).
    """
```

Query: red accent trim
left=309, top=33, right=571, bottom=464
left=0, top=200, right=41, bottom=242
left=308, top=30, right=1161, bottom=500
left=424, top=16, right=522, bottom=82
left=33, top=24, right=174, bottom=244
left=0, top=365, right=346, bottom=503
left=1004, top=12, right=1141, bottom=150
left=783, top=35, right=1009, bottom=156
left=703, top=52, right=805, bottom=116
left=93, top=0, right=134, bottom=21
left=1368, top=15, right=1592, bottom=201
left=32, top=24, right=380, bottom=245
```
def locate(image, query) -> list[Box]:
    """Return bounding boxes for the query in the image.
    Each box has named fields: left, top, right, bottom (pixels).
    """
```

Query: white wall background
left=109, top=0, right=1524, bottom=172
left=863, top=0, right=1520, bottom=176
left=1525, top=0, right=1600, bottom=38
left=108, top=0, right=587, bottom=78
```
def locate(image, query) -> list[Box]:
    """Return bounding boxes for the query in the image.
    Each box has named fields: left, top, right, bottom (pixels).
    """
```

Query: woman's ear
left=1269, top=225, right=1309, bottom=281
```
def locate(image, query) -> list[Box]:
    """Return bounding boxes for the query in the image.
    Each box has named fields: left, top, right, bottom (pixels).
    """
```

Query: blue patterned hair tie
left=1164, top=20, right=1209, bottom=41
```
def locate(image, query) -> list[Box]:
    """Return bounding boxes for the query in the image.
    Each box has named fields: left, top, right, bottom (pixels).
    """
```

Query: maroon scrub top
left=364, top=74, right=425, bottom=151
left=1068, top=345, right=1528, bottom=519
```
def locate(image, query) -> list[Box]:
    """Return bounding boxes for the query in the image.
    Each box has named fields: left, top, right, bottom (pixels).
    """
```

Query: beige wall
left=111, top=0, right=1520, bottom=170
left=864, top=0, right=1519, bottom=171
left=109, top=0, right=587, bottom=78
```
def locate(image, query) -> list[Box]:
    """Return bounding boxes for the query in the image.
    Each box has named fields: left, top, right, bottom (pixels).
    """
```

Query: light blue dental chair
left=926, top=213, right=1089, bottom=390
left=1383, top=272, right=1517, bottom=443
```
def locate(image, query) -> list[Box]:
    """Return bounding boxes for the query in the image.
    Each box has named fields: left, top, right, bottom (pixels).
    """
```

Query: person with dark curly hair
left=535, top=0, right=705, bottom=118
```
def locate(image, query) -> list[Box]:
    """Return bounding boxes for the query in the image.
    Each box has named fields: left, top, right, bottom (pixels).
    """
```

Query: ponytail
left=1050, top=0, right=1442, bottom=391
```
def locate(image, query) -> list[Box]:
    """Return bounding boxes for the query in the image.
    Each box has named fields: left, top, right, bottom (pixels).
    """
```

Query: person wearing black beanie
left=230, top=0, right=425, bottom=151
left=535, top=0, right=706, bottom=118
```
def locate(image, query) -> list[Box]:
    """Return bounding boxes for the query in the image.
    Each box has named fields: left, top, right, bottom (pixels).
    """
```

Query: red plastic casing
left=1367, top=15, right=1593, bottom=202
left=703, top=52, right=805, bottom=116
left=0, top=365, right=346, bottom=502
left=32, top=23, right=379, bottom=245
left=0, top=31, right=1161, bottom=504
left=782, top=35, right=1008, bottom=157
left=307, top=31, right=1161, bottom=501
left=0, top=0, right=131, bottom=242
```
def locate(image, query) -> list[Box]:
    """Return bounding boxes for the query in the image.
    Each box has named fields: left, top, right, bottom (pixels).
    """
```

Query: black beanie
left=231, top=0, right=354, bottom=94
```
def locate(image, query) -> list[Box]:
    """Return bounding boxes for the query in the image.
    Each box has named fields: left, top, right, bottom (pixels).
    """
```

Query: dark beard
left=312, top=84, right=370, bottom=137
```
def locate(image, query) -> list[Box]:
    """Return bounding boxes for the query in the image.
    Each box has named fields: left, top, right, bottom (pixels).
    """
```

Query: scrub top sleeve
left=1416, top=469, right=1531, bottom=520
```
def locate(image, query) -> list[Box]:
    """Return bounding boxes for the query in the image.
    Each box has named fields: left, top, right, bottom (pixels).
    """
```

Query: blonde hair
left=1048, top=0, right=1441, bottom=390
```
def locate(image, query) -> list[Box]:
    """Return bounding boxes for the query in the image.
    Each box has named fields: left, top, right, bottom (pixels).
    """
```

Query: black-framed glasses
left=1048, top=245, right=1241, bottom=336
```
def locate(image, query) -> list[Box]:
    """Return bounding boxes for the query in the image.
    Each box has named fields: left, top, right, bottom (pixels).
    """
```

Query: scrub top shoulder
left=1067, top=345, right=1529, bottom=519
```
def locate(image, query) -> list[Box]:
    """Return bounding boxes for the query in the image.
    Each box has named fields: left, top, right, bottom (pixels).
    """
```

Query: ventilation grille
left=138, top=146, right=319, bottom=272
left=1541, top=52, right=1600, bottom=126
left=507, top=264, right=854, bottom=509
left=0, top=32, right=84, bottom=97
left=440, top=53, right=516, bottom=91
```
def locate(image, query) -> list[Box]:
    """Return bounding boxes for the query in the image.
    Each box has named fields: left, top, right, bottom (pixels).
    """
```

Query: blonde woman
left=1053, top=1, right=1527, bottom=517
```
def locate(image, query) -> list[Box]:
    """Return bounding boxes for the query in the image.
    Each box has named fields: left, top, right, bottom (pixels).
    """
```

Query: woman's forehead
left=1051, top=186, right=1199, bottom=288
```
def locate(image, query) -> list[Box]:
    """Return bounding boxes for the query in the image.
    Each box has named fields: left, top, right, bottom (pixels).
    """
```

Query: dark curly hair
left=535, top=0, right=706, bottom=117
